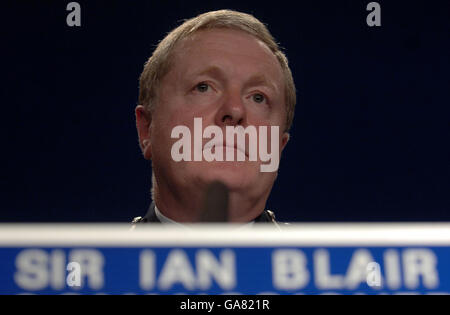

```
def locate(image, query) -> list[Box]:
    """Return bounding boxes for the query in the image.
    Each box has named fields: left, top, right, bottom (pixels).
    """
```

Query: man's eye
left=195, top=82, right=209, bottom=93
left=252, top=93, right=265, bottom=103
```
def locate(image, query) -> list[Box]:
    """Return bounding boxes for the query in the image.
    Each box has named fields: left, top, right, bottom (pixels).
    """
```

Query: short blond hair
left=139, top=9, right=296, bottom=132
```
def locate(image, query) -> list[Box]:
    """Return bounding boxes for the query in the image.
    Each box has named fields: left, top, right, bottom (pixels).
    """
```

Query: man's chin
left=190, top=162, right=259, bottom=190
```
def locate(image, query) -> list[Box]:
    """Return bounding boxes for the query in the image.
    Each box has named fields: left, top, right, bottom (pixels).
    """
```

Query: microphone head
left=198, top=181, right=229, bottom=222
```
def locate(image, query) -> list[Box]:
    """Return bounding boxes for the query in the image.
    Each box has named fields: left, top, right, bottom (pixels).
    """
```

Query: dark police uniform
left=131, top=202, right=281, bottom=227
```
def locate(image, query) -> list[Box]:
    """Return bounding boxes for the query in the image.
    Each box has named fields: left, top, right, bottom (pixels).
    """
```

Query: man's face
left=141, top=28, right=289, bottom=201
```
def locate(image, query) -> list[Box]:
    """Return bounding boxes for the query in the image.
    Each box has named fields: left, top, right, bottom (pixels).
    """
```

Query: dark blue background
left=1, top=0, right=449, bottom=222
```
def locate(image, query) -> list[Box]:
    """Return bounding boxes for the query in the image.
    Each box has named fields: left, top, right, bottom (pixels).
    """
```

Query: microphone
left=198, top=181, right=229, bottom=222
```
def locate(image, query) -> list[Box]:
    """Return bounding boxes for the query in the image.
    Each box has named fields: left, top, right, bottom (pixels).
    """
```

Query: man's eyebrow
left=191, top=66, right=225, bottom=79
left=245, top=73, right=279, bottom=94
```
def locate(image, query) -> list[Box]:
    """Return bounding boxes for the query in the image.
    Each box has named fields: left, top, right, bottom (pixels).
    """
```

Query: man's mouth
left=203, top=141, right=248, bottom=158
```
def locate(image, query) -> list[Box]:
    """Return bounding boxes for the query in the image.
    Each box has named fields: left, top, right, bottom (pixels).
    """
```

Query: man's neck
left=154, top=184, right=269, bottom=223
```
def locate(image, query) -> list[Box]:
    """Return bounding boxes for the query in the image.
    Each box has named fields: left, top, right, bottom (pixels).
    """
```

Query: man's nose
left=215, top=89, right=246, bottom=127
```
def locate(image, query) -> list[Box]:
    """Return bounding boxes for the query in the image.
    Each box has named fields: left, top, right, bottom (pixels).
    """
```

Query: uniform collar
left=143, top=202, right=274, bottom=224
left=154, top=203, right=255, bottom=227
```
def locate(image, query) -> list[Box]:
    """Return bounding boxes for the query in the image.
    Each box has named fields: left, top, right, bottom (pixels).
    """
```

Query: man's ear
left=135, top=105, right=152, bottom=160
left=280, top=132, right=290, bottom=153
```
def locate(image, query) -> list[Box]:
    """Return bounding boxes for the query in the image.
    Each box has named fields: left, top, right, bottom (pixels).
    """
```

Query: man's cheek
left=258, top=125, right=280, bottom=173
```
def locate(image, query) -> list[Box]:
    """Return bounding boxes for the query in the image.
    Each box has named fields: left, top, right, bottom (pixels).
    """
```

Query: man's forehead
left=176, top=28, right=275, bottom=59
left=170, top=28, right=284, bottom=82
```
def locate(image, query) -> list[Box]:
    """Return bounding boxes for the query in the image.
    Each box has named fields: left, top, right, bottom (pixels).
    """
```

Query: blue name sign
left=0, top=224, right=449, bottom=294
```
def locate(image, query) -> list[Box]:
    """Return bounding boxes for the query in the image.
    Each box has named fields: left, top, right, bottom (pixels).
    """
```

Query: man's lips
left=203, top=141, right=248, bottom=157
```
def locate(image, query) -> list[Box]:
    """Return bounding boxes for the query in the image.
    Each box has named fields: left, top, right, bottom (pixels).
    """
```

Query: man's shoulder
left=132, top=202, right=160, bottom=224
